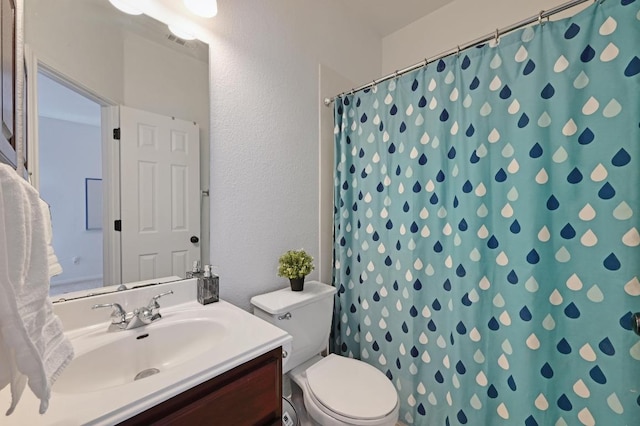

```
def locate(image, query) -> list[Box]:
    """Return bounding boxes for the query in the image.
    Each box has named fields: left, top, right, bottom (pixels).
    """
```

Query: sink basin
left=2, top=280, right=292, bottom=426
left=55, top=316, right=226, bottom=394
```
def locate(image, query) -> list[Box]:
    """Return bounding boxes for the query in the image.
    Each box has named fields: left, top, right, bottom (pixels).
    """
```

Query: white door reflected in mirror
left=120, top=106, right=201, bottom=283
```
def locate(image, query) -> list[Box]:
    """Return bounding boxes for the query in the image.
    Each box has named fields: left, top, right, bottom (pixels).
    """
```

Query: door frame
left=24, top=45, right=121, bottom=286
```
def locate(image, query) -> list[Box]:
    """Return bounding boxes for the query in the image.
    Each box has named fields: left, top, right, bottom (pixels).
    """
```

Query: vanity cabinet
left=119, top=347, right=283, bottom=426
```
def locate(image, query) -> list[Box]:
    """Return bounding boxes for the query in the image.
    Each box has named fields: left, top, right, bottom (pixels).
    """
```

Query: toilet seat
left=305, top=354, right=398, bottom=423
left=303, top=383, right=399, bottom=426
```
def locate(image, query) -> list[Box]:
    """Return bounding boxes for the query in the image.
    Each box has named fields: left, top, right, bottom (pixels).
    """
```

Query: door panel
left=120, top=106, right=200, bottom=283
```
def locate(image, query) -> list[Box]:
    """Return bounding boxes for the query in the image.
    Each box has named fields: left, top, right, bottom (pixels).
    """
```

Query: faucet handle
left=147, top=290, right=174, bottom=310
left=92, top=303, right=127, bottom=324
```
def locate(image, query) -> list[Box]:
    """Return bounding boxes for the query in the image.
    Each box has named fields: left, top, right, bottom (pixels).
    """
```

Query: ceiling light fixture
left=183, top=0, right=218, bottom=18
left=168, top=24, right=197, bottom=41
left=108, top=0, right=142, bottom=16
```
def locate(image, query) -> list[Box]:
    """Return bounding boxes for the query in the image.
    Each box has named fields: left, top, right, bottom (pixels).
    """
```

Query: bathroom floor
left=286, top=380, right=405, bottom=426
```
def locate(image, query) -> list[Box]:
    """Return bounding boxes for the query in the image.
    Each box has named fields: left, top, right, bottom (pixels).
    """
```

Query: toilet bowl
left=251, top=282, right=399, bottom=426
left=289, top=355, right=399, bottom=426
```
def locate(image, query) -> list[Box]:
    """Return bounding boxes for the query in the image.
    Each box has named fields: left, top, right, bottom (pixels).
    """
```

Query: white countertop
left=1, top=281, right=291, bottom=425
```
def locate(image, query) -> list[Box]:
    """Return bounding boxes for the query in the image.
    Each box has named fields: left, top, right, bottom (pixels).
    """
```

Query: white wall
left=208, top=0, right=382, bottom=310
left=25, top=0, right=125, bottom=103
left=123, top=33, right=209, bottom=128
left=382, top=0, right=591, bottom=74
left=38, top=117, right=103, bottom=288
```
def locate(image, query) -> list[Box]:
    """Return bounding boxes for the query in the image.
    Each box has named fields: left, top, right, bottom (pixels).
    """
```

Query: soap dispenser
left=197, top=265, right=219, bottom=305
left=186, top=260, right=201, bottom=279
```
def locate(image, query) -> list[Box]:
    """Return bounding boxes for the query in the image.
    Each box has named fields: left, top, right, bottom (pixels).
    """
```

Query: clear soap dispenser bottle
left=198, top=265, right=219, bottom=305
left=186, top=260, right=201, bottom=279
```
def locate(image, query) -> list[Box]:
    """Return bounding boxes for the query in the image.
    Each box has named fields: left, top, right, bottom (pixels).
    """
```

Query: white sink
left=0, top=280, right=292, bottom=426
left=55, top=316, right=226, bottom=394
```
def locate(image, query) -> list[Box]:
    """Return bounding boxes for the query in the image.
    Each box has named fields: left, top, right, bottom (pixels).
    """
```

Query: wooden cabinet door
left=119, top=347, right=283, bottom=426
left=153, top=358, right=281, bottom=425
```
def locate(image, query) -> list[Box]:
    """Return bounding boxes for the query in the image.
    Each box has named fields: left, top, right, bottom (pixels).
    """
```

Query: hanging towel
left=0, top=164, right=74, bottom=415
left=40, top=202, right=63, bottom=278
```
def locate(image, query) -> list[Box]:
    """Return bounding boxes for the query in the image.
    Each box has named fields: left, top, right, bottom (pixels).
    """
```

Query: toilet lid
left=305, top=354, right=397, bottom=420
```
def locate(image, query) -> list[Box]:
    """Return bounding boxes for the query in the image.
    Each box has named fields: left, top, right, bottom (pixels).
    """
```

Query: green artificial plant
left=277, top=249, right=314, bottom=279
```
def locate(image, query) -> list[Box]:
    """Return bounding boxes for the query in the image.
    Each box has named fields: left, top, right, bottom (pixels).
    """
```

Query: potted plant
left=278, top=249, right=314, bottom=291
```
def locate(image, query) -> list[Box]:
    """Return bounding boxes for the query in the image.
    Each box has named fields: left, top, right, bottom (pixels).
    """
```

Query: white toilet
left=251, top=281, right=399, bottom=426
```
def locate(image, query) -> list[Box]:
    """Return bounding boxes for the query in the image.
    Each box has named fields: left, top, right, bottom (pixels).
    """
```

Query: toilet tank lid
left=250, top=281, right=337, bottom=314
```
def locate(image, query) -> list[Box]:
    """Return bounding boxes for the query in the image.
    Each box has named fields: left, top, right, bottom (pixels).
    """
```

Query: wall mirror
left=24, top=0, right=210, bottom=299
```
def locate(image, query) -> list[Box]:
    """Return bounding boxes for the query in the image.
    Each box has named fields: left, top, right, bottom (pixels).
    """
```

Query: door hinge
left=114, top=220, right=121, bottom=232
left=113, top=128, right=121, bottom=140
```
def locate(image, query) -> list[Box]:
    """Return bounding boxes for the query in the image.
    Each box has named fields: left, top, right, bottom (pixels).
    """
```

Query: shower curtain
left=333, top=1, right=639, bottom=425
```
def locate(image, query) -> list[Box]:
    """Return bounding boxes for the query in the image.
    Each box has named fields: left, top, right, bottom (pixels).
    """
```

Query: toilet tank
left=251, top=281, right=337, bottom=373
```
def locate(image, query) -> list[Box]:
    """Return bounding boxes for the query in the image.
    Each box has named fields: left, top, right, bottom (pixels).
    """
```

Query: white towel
left=0, top=164, right=74, bottom=415
left=40, top=202, right=63, bottom=278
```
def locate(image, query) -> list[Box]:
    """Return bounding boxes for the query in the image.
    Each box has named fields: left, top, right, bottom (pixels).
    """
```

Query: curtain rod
left=323, top=0, right=594, bottom=107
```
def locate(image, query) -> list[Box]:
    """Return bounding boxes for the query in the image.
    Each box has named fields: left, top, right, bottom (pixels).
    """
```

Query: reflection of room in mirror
left=25, top=0, right=210, bottom=297
left=38, top=73, right=103, bottom=296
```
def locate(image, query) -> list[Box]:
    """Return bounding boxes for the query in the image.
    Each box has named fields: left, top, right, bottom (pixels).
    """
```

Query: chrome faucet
left=92, top=290, right=174, bottom=332
left=91, top=302, right=127, bottom=331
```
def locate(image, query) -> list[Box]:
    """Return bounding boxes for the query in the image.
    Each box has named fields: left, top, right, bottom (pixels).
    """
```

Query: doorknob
left=632, top=313, right=640, bottom=336
left=190, top=236, right=199, bottom=243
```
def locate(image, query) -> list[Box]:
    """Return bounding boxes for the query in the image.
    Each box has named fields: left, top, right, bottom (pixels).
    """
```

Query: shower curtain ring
left=423, top=58, right=428, bottom=68
left=494, top=28, right=500, bottom=44
left=456, top=45, right=460, bottom=56
left=394, top=70, right=400, bottom=79
left=538, top=10, right=545, bottom=26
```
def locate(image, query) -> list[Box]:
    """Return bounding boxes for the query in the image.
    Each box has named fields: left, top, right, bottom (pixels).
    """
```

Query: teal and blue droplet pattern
left=333, top=1, right=639, bottom=425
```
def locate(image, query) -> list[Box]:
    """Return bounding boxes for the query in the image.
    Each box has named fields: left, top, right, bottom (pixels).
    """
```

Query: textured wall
left=208, top=0, right=382, bottom=310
